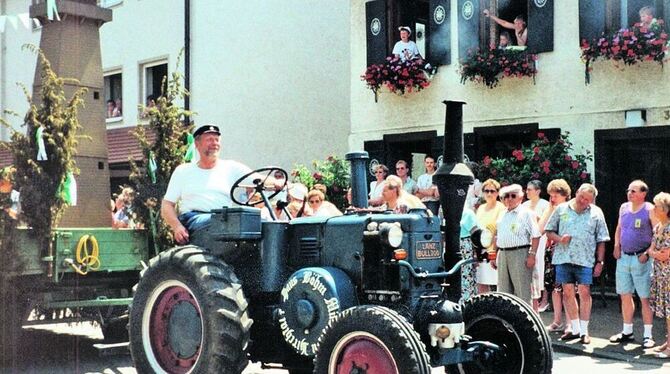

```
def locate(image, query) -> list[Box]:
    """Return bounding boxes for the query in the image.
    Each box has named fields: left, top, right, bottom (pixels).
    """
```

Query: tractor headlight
left=435, top=325, right=451, bottom=339
left=428, top=322, right=464, bottom=349
left=380, top=222, right=403, bottom=248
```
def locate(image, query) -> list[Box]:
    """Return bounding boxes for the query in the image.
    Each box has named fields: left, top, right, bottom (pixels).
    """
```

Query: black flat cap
left=193, top=124, right=221, bottom=137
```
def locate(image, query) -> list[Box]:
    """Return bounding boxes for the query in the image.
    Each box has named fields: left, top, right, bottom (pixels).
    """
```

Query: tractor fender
left=276, top=267, right=357, bottom=357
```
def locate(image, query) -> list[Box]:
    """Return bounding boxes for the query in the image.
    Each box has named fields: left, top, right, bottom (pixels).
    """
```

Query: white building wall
left=2, top=0, right=351, bottom=170
left=0, top=0, right=41, bottom=141
left=350, top=0, right=670, bottom=176
left=100, top=0, right=185, bottom=127
left=190, top=0, right=351, bottom=168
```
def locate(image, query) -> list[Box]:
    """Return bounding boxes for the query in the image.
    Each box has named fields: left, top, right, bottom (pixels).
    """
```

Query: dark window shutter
left=464, top=133, right=475, bottom=162
left=579, top=0, right=607, bottom=43
left=527, top=0, right=554, bottom=53
left=363, top=140, right=386, bottom=183
left=457, top=0, right=481, bottom=59
left=665, top=0, right=670, bottom=32
left=428, top=0, right=451, bottom=65
left=366, top=0, right=388, bottom=66
left=432, top=136, right=444, bottom=162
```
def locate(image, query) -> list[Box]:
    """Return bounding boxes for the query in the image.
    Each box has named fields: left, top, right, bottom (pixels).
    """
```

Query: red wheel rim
left=333, top=333, right=398, bottom=374
left=148, top=284, right=202, bottom=373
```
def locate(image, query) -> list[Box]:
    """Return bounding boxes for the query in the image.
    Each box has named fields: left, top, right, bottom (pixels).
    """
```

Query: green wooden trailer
left=1, top=227, right=151, bottom=363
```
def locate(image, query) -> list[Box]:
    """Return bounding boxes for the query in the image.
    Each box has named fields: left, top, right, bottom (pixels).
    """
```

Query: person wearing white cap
left=494, top=184, right=541, bottom=306
left=392, top=26, right=422, bottom=62
left=162, top=124, right=281, bottom=244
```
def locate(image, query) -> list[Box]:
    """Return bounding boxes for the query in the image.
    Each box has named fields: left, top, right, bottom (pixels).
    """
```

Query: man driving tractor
left=161, top=124, right=282, bottom=244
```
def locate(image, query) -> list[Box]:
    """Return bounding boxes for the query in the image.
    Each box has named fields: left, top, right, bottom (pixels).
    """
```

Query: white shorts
left=476, top=260, right=498, bottom=285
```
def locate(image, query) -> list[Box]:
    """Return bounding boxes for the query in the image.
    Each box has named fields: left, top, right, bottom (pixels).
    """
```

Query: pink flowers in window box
left=580, top=20, right=669, bottom=84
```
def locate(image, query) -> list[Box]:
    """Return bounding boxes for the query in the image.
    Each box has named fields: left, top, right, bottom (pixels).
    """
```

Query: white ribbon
left=36, top=126, right=48, bottom=161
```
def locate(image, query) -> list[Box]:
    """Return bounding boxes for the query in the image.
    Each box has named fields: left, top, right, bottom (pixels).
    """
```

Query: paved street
left=2, top=320, right=669, bottom=373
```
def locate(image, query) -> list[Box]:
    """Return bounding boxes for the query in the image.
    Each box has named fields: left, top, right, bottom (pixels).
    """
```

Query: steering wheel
left=230, top=167, right=289, bottom=206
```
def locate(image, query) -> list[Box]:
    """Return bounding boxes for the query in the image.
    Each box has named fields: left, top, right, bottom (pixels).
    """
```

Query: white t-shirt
left=416, top=173, right=438, bottom=202
left=164, top=160, right=252, bottom=213
left=521, top=198, right=550, bottom=218
left=392, top=40, right=421, bottom=62
left=369, top=181, right=384, bottom=200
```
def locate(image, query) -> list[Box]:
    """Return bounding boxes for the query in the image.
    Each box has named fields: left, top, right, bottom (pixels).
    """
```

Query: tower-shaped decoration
left=29, top=0, right=112, bottom=226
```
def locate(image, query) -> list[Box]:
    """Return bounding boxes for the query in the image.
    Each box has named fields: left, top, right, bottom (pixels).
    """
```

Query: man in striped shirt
left=492, top=184, right=541, bottom=305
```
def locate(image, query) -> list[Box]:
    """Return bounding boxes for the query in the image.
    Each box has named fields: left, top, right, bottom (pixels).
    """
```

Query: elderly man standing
left=545, top=183, right=610, bottom=344
left=493, top=184, right=541, bottom=305
left=610, top=180, right=657, bottom=348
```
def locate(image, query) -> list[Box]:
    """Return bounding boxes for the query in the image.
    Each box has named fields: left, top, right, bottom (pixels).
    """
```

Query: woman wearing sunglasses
left=307, top=189, right=342, bottom=217
left=475, top=179, right=506, bottom=294
left=369, top=164, right=388, bottom=207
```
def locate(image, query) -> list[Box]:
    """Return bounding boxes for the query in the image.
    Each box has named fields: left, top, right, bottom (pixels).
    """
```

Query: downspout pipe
left=184, top=0, right=191, bottom=124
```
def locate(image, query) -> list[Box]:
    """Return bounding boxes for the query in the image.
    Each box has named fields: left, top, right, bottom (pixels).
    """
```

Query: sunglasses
left=483, top=189, right=498, bottom=194
left=502, top=194, right=518, bottom=200
left=308, top=199, right=321, bottom=204
left=375, top=171, right=386, bottom=174
left=626, top=189, right=641, bottom=193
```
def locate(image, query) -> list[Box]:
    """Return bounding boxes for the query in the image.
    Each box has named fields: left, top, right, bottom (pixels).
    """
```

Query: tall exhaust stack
left=346, top=151, right=370, bottom=209
left=432, top=101, right=474, bottom=302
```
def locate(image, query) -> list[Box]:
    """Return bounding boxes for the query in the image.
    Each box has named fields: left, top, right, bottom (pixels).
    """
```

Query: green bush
left=291, top=155, right=350, bottom=209
left=478, top=131, right=592, bottom=192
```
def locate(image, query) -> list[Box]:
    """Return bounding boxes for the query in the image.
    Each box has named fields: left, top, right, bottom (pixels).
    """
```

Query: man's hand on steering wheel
left=230, top=167, right=289, bottom=206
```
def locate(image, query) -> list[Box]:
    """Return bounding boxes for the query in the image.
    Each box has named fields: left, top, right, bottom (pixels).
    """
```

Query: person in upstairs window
left=106, top=99, right=116, bottom=118
left=638, top=6, right=658, bottom=30
left=113, top=98, right=123, bottom=117
left=498, top=31, right=511, bottom=49
left=392, top=26, right=422, bottom=62
left=483, top=9, right=527, bottom=47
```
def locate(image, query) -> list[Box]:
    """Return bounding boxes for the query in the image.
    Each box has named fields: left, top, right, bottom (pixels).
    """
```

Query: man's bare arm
left=161, top=199, right=189, bottom=244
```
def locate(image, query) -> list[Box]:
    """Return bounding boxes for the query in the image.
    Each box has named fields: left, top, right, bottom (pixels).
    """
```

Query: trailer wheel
left=457, top=292, right=552, bottom=374
left=129, top=245, right=252, bottom=374
left=313, top=306, right=431, bottom=374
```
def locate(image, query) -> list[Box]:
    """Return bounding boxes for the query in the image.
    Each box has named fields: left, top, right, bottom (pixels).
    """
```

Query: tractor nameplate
left=416, top=241, right=441, bottom=259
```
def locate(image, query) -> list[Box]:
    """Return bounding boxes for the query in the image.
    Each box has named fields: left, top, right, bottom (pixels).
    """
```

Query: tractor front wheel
left=129, top=245, right=252, bottom=374
left=314, top=305, right=431, bottom=374
left=457, top=292, right=553, bottom=374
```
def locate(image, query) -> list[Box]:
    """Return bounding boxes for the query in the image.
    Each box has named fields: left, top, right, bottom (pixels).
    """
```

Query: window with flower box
left=457, top=0, right=554, bottom=58
left=580, top=0, right=668, bottom=43
left=366, top=0, right=452, bottom=66
left=579, top=0, right=669, bottom=83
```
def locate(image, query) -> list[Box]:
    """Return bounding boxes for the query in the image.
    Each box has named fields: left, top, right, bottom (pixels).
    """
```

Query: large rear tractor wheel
left=129, top=245, right=252, bottom=374
left=313, top=305, right=431, bottom=374
left=458, top=292, right=552, bottom=374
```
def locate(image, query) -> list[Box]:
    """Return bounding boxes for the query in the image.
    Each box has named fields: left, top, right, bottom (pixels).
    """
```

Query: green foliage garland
left=129, top=56, right=193, bottom=253
left=1, top=45, right=85, bottom=247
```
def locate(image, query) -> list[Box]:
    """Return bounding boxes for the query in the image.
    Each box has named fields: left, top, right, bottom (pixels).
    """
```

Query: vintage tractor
left=128, top=101, right=552, bottom=373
